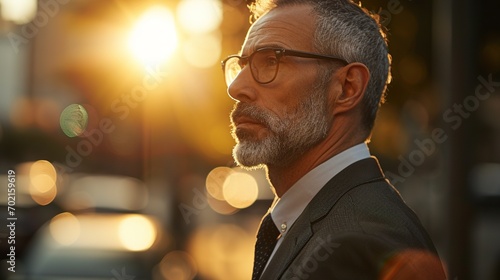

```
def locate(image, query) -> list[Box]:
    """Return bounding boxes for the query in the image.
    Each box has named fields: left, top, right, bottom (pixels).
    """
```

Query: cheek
left=259, top=67, right=320, bottom=116
left=270, top=87, right=312, bottom=116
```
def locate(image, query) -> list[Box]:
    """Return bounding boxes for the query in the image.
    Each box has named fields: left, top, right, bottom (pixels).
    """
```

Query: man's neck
left=267, top=134, right=364, bottom=197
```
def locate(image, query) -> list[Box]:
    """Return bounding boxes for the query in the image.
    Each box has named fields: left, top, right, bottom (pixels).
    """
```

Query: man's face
left=230, top=76, right=331, bottom=169
left=228, top=4, right=333, bottom=169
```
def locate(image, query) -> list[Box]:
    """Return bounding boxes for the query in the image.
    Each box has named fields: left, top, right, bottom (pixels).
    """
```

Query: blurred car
left=5, top=173, right=168, bottom=280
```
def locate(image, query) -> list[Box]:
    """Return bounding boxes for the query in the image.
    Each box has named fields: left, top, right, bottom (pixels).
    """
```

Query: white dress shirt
left=261, top=142, right=371, bottom=273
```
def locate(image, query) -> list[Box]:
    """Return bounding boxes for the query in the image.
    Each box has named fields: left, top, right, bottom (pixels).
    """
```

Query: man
left=221, top=0, right=446, bottom=279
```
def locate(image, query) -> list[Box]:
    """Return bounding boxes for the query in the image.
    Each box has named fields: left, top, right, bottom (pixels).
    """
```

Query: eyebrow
left=256, top=43, right=286, bottom=49
left=240, top=43, right=287, bottom=56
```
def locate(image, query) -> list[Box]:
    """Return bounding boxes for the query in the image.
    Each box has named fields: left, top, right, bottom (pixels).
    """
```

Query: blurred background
left=0, top=0, right=498, bottom=279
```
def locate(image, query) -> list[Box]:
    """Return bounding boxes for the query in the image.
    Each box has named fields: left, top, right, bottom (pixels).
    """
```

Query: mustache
left=230, top=103, right=273, bottom=126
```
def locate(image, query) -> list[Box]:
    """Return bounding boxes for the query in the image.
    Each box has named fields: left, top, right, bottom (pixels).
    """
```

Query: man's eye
left=255, top=55, right=277, bottom=68
left=264, top=56, right=278, bottom=66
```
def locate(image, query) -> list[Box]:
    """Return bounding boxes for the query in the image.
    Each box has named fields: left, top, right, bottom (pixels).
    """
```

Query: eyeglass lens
left=224, top=49, right=279, bottom=86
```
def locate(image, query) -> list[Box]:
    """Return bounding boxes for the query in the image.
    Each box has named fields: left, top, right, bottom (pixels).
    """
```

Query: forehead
left=242, top=4, right=316, bottom=54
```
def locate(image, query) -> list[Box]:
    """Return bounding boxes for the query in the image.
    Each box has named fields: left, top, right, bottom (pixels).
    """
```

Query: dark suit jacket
left=260, top=157, right=446, bottom=280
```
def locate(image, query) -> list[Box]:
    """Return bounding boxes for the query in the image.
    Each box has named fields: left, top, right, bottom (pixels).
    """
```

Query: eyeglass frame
left=221, top=47, right=349, bottom=85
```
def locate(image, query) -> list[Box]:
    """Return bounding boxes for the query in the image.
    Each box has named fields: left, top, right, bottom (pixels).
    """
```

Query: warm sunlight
left=128, top=6, right=178, bottom=67
left=0, top=0, right=37, bottom=24
left=177, top=0, right=222, bottom=34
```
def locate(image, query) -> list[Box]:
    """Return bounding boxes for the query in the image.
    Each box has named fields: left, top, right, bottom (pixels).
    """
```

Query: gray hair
left=248, top=0, right=392, bottom=131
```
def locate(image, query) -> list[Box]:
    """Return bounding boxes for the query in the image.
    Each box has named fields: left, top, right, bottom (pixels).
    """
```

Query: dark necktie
left=252, top=213, right=280, bottom=280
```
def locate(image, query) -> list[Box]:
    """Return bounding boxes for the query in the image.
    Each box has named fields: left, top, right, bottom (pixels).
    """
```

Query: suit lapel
left=260, top=157, right=386, bottom=279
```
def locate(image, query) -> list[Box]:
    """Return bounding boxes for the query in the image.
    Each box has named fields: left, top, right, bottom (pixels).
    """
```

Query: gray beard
left=230, top=78, right=331, bottom=169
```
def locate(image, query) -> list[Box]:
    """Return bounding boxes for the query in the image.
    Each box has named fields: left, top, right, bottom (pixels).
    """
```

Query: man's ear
left=332, top=63, right=370, bottom=114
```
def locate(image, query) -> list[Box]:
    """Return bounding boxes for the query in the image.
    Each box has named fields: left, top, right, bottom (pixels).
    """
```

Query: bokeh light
left=28, top=160, right=58, bottom=206
left=30, top=182, right=57, bottom=206
left=29, top=160, right=57, bottom=192
left=60, top=104, right=89, bottom=138
left=205, top=166, right=272, bottom=212
left=157, top=251, right=198, bottom=280
left=206, top=166, right=233, bottom=201
left=0, top=0, right=37, bottom=24
left=49, top=212, right=81, bottom=246
left=128, top=6, right=178, bottom=67
left=11, top=162, right=47, bottom=207
left=118, top=214, right=157, bottom=251
left=46, top=213, right=160, bottom=251
left=223, top=171, right=259, bottom=209
left=177, top=0, right=222, bottom=34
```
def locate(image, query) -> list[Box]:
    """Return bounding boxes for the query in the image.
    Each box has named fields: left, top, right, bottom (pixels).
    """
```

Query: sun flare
left=128, top=6, right=178, bottom=67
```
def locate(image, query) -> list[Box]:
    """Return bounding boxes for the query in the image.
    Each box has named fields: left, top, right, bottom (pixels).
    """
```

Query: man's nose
left=227, top=67, right=257, bottom=103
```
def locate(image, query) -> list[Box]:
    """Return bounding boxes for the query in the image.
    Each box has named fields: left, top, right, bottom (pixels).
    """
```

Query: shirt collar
left=270, top=142, right=371, bottom=235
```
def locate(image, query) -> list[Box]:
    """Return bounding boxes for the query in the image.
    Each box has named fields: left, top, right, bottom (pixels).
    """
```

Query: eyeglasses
left=221, top=47, right=348, bottom=86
